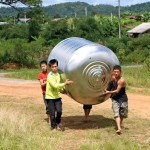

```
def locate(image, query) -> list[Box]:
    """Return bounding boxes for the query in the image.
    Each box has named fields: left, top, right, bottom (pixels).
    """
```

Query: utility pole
left=118, top=0, right=121, bottom=38
left=75, top=11, right=77, bottom=18
left=111, top=13, right=113, bottom=22
left=24, top=12, right=26, bottom=24
left=85, top=7, right=87, bottom=17
left=13, top=16, right=16, bottom=25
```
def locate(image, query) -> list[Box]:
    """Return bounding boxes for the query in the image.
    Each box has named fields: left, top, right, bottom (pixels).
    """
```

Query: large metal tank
left=48, top=37, right=119, bottom=105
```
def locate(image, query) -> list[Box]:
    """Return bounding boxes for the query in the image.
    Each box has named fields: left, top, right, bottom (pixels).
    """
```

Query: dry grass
left=0, top=95, right=150, bottom=150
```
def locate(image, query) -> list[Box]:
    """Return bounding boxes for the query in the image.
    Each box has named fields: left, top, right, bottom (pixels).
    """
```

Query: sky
left=0, top=0, right=150, bottom=7
left=42, top=0, right=150, bottom=6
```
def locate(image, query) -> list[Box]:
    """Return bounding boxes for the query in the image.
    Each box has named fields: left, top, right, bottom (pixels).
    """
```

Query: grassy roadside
left=123, top=66, right=150, bottom=88
left=3, top=68, right=41, bottom=80
left=126, top=86, right=150, bottom=95
left=123, top=66, right=150, bottom=95
left=0, top=95, right=149, bottom=150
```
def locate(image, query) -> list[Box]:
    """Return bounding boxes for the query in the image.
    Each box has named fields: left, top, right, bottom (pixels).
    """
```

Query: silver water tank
left=48, top=37, right=119, bottom=105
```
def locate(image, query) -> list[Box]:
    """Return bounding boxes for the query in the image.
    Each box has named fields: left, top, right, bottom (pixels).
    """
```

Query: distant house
left=18, top=18, right=31, bottom=24
left=0, top=22, right=8, bottom=25
left=52, top=18, right=64, bottom=22
left=127, top=16, right=136, bottom=19
left=127, top=22, right=150, bottom=37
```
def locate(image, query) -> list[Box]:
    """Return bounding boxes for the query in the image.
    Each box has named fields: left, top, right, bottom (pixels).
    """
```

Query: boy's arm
left=47, top=75, right=73, bottom=90
left=47, top=75, right=65, bottom=89
left=39, top=79, right=46, bottom=87
left=38, top=73, right=46, bottom=87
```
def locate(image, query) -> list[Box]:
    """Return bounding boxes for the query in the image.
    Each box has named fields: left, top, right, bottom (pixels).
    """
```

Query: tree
left=72, top=17, right=100, bottom=41
left=0, top=0, right=42, bottom=11
left=28, top=19, right=41, bottom=42
left=0, top=0, right=41, bottom=6
left=26, top=7, right=45, bottom=23
left=41, top=19, right=70, bottom=46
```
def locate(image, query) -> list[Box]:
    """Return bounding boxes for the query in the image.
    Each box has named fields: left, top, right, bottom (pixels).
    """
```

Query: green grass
left=4, top=68, right=41, bottom=80
left=0, top=96, right=63, bottom=150
left=123, top=66, right=150, bottom=88
left=0, top=69, right=18, bottom=73
left=0, top=96, right=149, bottom=150
left=122, top=66, right=150, bottom=95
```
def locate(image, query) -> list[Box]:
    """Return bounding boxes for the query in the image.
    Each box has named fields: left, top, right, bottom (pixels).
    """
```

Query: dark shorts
left=83, top=105, right=92, bottom=109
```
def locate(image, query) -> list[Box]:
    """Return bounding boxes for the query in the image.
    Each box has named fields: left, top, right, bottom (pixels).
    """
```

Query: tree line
left=0, top=2, right=150, bottom=17
left=0, top=6, right=150, bottom=68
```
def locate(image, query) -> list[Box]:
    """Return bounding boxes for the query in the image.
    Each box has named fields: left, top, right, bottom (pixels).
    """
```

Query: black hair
left=48, top=59, right=58, bottom=66
left=113, top=65, right=121, bottom=72
left=40, top=60, right=47, bottom=66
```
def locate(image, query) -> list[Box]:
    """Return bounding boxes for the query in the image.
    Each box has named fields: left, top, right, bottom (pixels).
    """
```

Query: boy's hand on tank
left=60, top=89, right=67, bottom=94
left=65, top=80, right=74, bottom=85
left=103, top=90, right=109, bottom=94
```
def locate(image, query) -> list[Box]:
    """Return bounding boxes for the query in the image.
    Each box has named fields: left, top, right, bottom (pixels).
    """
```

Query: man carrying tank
left=104, top=65, right=128, bottom=134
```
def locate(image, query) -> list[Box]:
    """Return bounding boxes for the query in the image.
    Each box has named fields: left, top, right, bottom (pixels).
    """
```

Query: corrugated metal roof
left=19, top=18, right=31, bottom=22
left=127, top=22, right=150, bottom=34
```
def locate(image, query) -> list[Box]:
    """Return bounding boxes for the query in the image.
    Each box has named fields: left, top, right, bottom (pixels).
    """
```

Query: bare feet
left=56, top=123, right=65, bottom=131
left=116, top=129, right=122, bottom=135
left=83, top=116, right=90, bottom=123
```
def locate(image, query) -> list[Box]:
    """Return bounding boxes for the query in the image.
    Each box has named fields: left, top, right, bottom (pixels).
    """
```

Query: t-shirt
left=45, top=71, right=65, bottom=99
left=38, top=72, right=48, bottom=94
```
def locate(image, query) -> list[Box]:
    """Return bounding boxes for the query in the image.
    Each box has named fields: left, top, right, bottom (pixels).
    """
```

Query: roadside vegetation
left=4, top=68, right=41, bottom=80
left=123, top=66, right=150, bottom=88
left=123, top=66, right=150, bottom=95
left=0, top=4, right=150, bottom=68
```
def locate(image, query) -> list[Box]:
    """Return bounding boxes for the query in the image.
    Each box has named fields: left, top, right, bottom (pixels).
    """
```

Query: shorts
left=112, top=100, right=128, bottom=118
left=83, top=105, right=92, bottom=109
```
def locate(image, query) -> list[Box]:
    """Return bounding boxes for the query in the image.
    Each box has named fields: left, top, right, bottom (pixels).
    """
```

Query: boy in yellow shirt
left=46, top=59, right=73, bottom=131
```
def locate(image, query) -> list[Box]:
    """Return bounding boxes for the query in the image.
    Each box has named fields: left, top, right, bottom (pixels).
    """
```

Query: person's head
left=49, top=59, right=58, bottom=73
left=40, top=60, right=47, bottom=72
left=113, top=65, right=121, bottom=79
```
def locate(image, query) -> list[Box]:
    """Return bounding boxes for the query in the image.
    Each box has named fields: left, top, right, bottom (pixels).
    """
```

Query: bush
left=105, top=37, right=126, bottom=53
left=0, top=38, right=49, bottom=68
left=41, top=19, right=70, bottom=46
left=0, top=24, right=29, bottom=40
left=127, top=35, right=150, bottom=51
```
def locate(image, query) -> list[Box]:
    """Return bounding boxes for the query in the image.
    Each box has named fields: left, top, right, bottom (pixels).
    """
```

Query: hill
left=0, top=2, right=150, bottom=17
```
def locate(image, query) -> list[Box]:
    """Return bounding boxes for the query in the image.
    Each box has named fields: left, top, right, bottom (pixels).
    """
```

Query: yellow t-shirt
left=45, top=71, right=65, bottom=99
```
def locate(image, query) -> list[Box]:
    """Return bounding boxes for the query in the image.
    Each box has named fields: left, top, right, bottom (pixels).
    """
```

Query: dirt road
left=0, top=75, right=150, bottom=119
